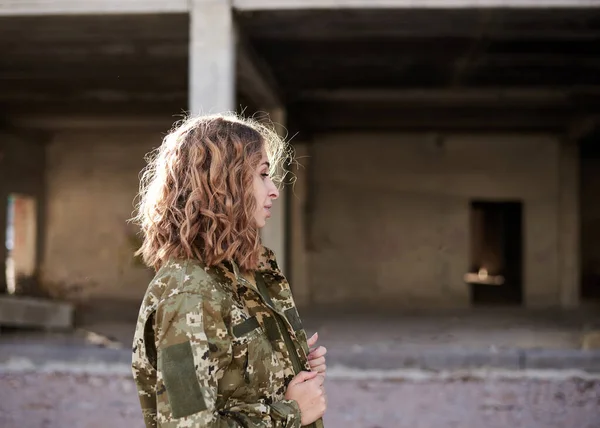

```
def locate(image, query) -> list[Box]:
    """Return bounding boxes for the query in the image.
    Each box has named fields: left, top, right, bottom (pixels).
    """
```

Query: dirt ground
left=0, top=372, right=598, bottom=428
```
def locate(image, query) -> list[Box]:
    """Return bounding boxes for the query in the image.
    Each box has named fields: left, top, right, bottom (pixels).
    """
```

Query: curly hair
left=132, top=113, right=289, bottom=272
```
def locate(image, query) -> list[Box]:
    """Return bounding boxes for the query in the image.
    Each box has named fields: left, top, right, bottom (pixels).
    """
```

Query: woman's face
left=253, top=147, right=279, bottom=228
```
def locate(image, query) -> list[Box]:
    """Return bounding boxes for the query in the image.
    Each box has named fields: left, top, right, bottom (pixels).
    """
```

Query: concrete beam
left=568, top=116, right=600, bottom=141
left=295, top=102, right=575, bottom=132
left=5, top=0, right=597, bottom=15
left=3, top=0, right=598, bottom=15
left=6, top=115, right=179, bottom=131
left=299, top=88, right=577, bottom=105
left=234, top=0, right=600, bottom=10
left=236, top=26, right=283, bottom=109
left=0, top=0, right=188, bottom=16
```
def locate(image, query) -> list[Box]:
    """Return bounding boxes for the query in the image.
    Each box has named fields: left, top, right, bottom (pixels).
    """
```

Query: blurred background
left=0, top=1, right=600, bottom=427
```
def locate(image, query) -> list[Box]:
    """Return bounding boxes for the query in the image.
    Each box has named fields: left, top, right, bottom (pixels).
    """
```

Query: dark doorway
left=580, top=128, right=600, bottom=303
left=468, top=201, right=523, bottom=306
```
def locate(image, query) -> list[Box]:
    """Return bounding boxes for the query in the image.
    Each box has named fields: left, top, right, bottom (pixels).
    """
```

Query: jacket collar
left=228, top=245, right=281, bottom=293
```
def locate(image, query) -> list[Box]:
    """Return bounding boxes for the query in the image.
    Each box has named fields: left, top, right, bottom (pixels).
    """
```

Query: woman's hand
left=307, top=332, right=327, bottom=376
left=285, top=371, right=327, bottom=425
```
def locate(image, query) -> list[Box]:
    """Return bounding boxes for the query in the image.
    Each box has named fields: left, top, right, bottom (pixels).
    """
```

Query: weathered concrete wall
left=42, top=129, right=160, bottom=304
left=33, top=127, right=581, bottom=313
left=308, top=133, right=562, bottom=309
left=0, top=131, right=46, bottom=294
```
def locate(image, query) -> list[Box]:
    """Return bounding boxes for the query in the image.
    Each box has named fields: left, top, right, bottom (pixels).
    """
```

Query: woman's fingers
left=307, top=332, right=318, bottom=348
left=308, top=346, right=327, bottom=360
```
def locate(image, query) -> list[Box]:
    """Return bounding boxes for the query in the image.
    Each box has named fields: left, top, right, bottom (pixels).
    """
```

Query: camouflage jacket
left=132, top=247, right=320, bottom=428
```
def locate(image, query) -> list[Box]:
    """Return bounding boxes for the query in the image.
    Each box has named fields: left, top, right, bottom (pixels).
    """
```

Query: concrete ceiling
left=238, top=8, right=600, bottom=133
left=241, top=8, right=600, bottom=89
left=1, top=8, right=600, bottom=134
left=0, top=14, right=189, bottom=118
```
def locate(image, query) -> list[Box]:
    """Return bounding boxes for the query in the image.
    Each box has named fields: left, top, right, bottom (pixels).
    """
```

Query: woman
left=131, top=113, right=327, bottom=428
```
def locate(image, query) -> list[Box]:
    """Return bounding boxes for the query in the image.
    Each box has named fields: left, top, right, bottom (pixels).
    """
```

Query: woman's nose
left=269, top=180, right=280, bottom=200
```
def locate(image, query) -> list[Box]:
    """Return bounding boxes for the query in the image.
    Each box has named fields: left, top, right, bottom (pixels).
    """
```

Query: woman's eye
left=261, top=173, right=269, bottom=178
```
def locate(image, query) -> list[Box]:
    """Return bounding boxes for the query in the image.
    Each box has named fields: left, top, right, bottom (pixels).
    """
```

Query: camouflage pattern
left=132, top=246, right=318, bottom=427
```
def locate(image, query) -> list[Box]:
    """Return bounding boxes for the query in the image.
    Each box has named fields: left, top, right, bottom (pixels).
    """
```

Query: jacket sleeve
left=154, top=291, right=302, bottom=428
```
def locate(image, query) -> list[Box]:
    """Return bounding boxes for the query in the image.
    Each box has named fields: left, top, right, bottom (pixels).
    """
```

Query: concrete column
left=287, top=141, right=311, bottom=307
left=261, top=108, right=288, bottom=272
left=189, top=0, right=235, bottom=114
left=0, top=189, right=6, bottom=295
left=0, top=138, right=6, bottom=293
left=558, top=138, right=580, bottom=308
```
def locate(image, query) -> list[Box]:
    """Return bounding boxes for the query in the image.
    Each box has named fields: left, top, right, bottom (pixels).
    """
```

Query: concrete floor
left=1, top=371, right=599, bottom=428
left=2, top=306, right=599, bottom=351
left=1, top=308, right=599, bottom=428
left=1, top=307, right=599, bottom=374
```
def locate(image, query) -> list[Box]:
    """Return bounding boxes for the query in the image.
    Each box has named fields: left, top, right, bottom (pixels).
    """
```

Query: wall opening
left=580, top=128, right=600, bottom=303
left=5, top=194, right=38, bottom=295
left=466, top=200, right=523, bottom=306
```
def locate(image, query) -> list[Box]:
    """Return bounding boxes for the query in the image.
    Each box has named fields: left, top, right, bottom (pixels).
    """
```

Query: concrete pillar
left=0, top=177, right=6, bottom=294
left=558, top=138, right=580, bottom=308
left=189, top=0, right=235, bottom=114
left=288, top=141, right=311, bottom=307
left=261, top=108, right=288, bottom=272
